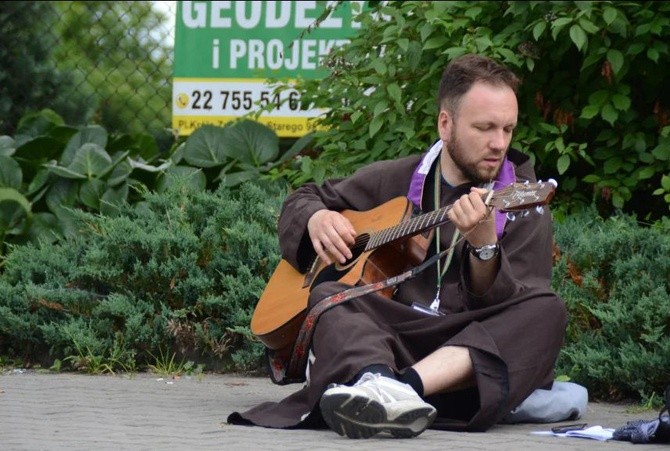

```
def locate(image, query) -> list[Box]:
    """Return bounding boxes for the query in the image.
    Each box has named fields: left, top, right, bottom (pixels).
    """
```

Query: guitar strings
left=365, top=187, right=508, bottom=250
left=363, top=202, right=496, bottom=253
left=356, top=180, right=551, bottom=252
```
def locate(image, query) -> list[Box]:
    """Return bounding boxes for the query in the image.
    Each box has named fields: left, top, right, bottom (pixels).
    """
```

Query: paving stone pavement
left=0, top=370, right=666, bottom=450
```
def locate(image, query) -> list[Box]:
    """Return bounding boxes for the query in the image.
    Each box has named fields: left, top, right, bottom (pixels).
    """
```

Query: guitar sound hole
left=310, top=234, right=370, bottom=289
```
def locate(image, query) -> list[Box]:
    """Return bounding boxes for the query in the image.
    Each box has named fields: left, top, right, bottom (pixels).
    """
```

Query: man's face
left=438, top=82, right=518, bottom=185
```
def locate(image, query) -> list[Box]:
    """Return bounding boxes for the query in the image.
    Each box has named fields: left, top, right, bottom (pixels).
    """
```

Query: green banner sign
left=172, top=1, right=364, bottom=136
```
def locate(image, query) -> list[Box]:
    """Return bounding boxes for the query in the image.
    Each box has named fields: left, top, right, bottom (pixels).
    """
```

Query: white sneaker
left=319, top=372, right=437, bottom=439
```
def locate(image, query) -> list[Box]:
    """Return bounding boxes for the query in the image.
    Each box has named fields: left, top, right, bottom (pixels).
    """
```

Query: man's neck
left=439, top=149, right=468, bottom=186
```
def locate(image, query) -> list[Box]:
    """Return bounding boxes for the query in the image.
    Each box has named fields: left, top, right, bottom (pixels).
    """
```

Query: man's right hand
left=307, top=209, right=357, bottom=265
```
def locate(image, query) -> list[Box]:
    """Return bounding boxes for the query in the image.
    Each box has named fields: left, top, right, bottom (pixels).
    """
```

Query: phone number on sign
left=175, top=89, right=301, bottom=112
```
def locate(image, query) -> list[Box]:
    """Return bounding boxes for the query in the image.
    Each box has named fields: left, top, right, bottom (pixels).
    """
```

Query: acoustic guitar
left=251, top=180, right=557, bottom=351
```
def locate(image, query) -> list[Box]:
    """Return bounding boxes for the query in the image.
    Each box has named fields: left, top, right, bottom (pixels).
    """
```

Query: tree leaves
left=607, top=49, right=625, bottom=74
left=569, top=24, right=587, bottom=51
left=267, top=1, right=670, bottom=218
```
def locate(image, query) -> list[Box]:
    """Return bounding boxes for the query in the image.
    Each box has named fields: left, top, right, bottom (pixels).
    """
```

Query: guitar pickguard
left=302, top=234, right=371, bottom=289
left=310, top=261, right=355, bottom=288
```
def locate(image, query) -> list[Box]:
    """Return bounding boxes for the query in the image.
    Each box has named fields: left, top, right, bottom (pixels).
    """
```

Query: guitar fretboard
left=357, top=180, right=555, bottom=253
left=365, top=205, right=452, bottom=250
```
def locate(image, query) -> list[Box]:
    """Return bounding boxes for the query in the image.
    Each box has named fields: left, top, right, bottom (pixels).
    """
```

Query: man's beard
left=446, top=128, right=503, bottom=184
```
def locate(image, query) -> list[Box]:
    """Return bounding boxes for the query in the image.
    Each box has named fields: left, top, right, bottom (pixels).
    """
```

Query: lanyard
left=429, top=158, right=460, bottom=313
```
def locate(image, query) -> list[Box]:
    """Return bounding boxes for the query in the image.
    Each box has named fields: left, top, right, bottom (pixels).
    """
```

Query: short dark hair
left=437, top=54, right=520, bottom=115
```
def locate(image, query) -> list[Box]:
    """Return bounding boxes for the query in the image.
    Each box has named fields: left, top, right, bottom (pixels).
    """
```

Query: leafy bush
left=0, top=180, right=286, bottom=372
left=0, top=110, right=309, bottom=260
left=272, top=1, right=670, bottom=220
left=553, top=209, right=670, bottom=403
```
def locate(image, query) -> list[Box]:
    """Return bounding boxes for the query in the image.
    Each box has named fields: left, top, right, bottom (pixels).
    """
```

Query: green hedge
left=0, top=182, right=668, bottom=403
left=553, top=209, right=670, bottom=403
left=0, top=181, right=284, bottom=373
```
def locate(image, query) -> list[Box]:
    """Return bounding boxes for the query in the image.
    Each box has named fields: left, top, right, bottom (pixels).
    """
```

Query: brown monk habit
left=228, top=147, right=567, bottom=432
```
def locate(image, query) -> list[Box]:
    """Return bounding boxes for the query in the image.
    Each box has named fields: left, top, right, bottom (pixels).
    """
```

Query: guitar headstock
left=489, top=179, right=557, bottom=212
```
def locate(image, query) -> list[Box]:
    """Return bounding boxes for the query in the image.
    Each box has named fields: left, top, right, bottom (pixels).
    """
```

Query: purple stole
left=407, top=140, right=516, bottom=239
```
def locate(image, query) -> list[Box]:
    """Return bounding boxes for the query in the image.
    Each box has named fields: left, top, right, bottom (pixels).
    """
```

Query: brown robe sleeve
left=277, top=155, right=422, bottom=271
left=460, top=155, right=555, bottom=309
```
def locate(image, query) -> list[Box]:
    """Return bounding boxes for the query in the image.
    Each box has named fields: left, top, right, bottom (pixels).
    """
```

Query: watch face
left=478, top=248, right=496, bottom=260
left=473, top=244, right=498, bottom=261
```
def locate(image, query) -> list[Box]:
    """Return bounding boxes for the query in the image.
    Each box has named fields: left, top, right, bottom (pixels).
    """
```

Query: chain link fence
left=0, top=1, right=176, bottom=142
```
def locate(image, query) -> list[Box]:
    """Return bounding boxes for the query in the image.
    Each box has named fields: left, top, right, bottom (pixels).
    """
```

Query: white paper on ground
left=531, top=425, right=615, bottom=441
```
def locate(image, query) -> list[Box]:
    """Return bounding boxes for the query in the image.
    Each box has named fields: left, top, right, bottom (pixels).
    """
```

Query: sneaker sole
left=319, top=393, right=437, bottom=439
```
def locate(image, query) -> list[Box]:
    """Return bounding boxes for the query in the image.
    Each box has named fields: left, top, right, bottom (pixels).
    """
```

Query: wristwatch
left=469, top=243, right=500, bottom=261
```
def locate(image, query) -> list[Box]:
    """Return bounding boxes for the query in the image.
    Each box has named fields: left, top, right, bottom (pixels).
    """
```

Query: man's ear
left=437, top=109, right=452, bottom=141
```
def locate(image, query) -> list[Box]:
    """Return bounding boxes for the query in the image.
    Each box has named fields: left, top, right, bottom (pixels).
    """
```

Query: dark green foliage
left=0, top=1, right=173, bottom=137
left=0, top=180, right=286, bottom=372
left=553, top=209, right=670, bottom=402
left=0, top=2, right=84, bottom=135
left=273, top=1, right=670, bottom=219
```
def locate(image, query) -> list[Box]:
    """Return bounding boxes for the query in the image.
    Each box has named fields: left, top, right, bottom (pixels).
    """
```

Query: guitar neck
left=366, top=204, right=451, bottom=250
left=361, top=179, right=556, bottom=253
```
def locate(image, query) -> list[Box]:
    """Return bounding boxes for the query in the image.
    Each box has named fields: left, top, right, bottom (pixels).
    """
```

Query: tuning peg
left=506, top=212, right=517, bottom=221
left=537, top=178, right=558, bottom=188
left=535, top=205, right=545, bottom=215
left=521, top=210, right=530, bottom=217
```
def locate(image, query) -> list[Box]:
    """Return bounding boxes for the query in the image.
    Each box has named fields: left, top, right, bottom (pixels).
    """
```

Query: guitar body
left=251, top=196, right=427, bottom=351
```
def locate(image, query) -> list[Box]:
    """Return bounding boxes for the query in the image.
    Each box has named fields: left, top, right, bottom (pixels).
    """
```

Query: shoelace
left=354, top=373, right=404, bottom=404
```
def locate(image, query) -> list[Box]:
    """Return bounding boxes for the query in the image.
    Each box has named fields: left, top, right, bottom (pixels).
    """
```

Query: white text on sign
left=181, top=1, right=364, bottom=29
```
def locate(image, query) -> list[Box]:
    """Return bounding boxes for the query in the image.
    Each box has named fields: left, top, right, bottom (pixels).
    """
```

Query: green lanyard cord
left=429, top=157, right=497, bottom=312
left=430, top=159, right=460, bottom=312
